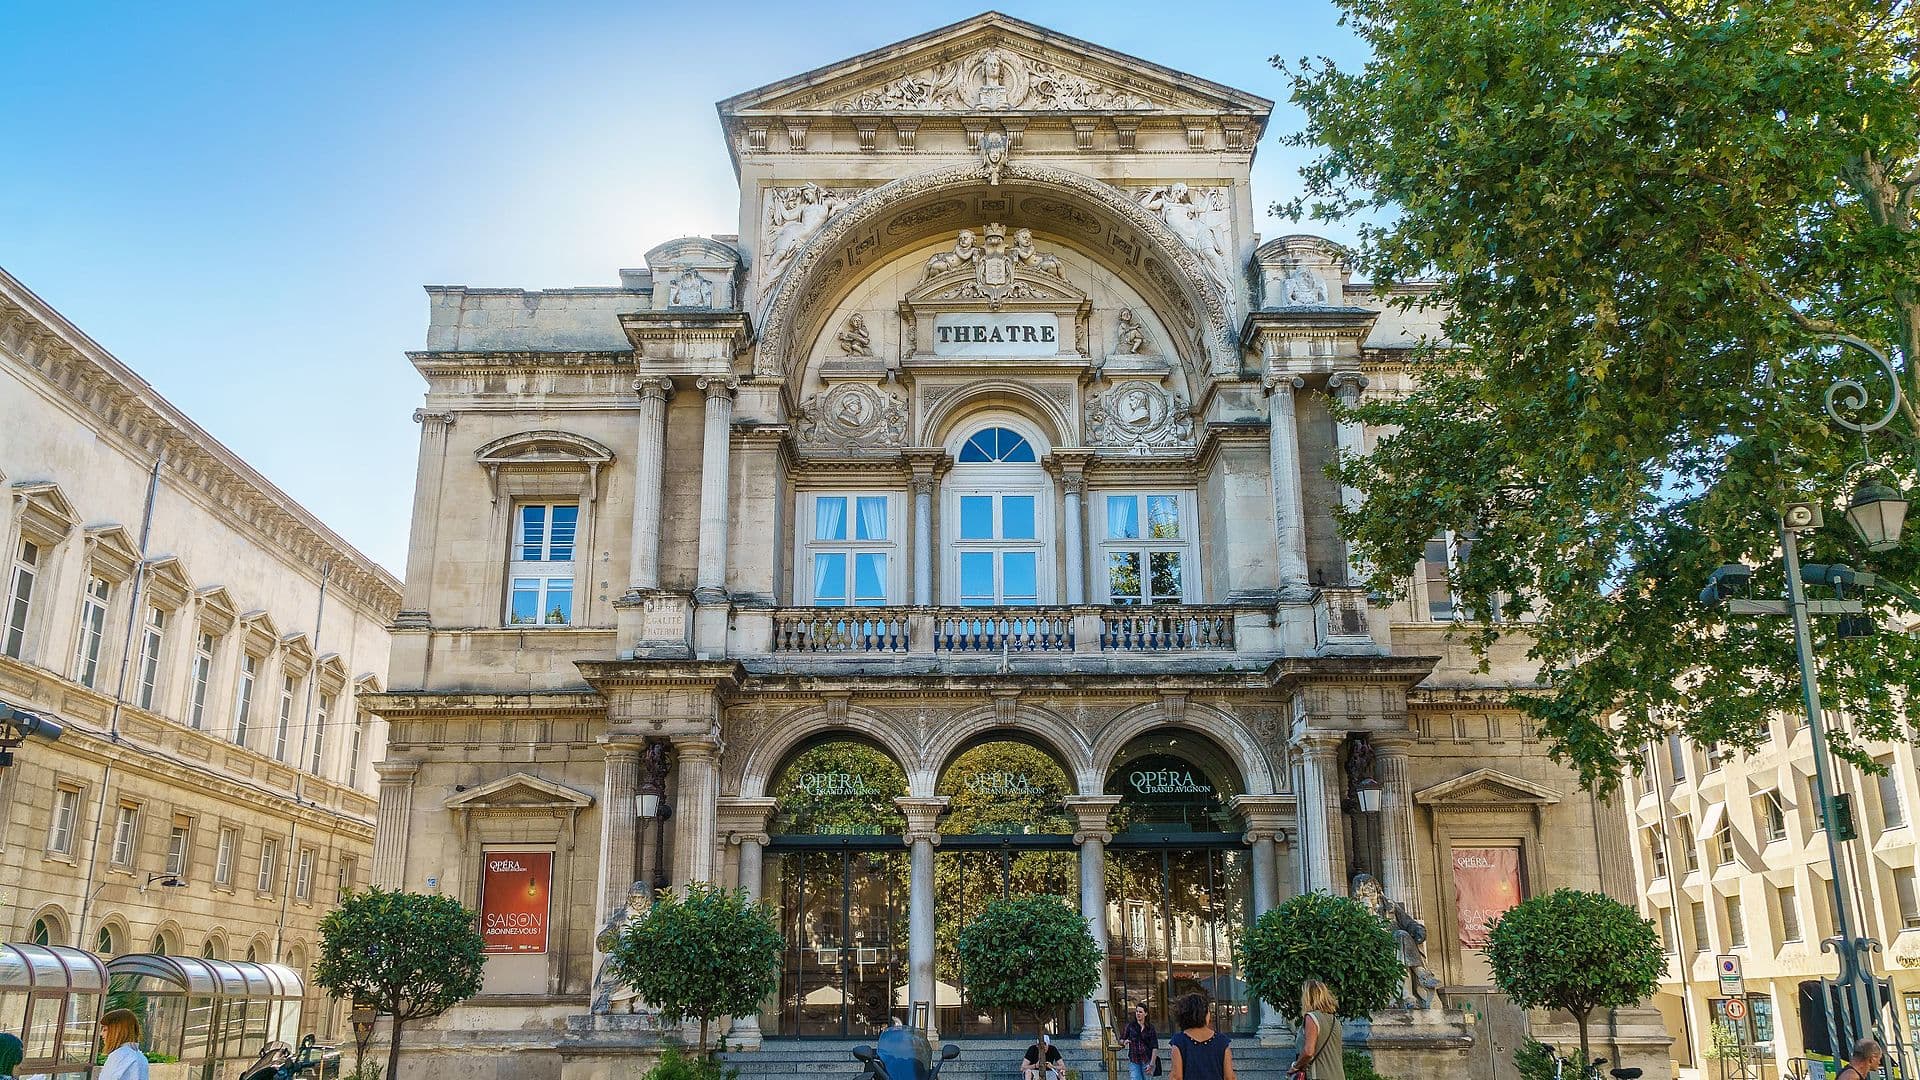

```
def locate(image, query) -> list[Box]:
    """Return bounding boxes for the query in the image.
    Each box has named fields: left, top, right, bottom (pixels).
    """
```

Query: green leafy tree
left=954, top=896, right=1102, bottom=1043
left=608, top=883, right=782, bottom=1054
left=1238, top=892, right=1400, bottom=1023
left=1280, top=0, right=1920, bottom=789
left=313, top=888, right=485, bottom=1080
left=1485, top=889, right=1666, bottom=1069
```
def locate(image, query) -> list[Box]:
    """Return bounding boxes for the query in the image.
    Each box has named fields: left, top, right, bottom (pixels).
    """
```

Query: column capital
left=1263, top=373, right=1306, bottom=396
left=600, top=734, right=647, bottom=759
left=718, top=796, right=778, bottom=846
left=696, top=375, right=739, bottom=400
left=896, top=796, right=950, bottom=844
left=634, top=375, right=676, bottom=402
left=1327, top=371, right=1368, bottom=403
left=1372, top=731, right=1416, bottom=756
left=1062, top=795, right=1122, bottom=844
left=902, top=447, right=951, bottom=479
left=1230, top=794, right=1293, bottom=844
left=1294, top=729, right=1345, bottom=758
left=374, top=760, right=421, bottom=782
left=670, top=732, right=722, bottom=761
left=411, top=409, right=455, bottom=432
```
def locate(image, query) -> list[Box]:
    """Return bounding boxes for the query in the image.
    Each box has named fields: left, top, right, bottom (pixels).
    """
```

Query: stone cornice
left=0, top=271, right=401, bottom=620
left=408, top=350, right=636, bottom=376
left=357, top=690, right=609, bottom=717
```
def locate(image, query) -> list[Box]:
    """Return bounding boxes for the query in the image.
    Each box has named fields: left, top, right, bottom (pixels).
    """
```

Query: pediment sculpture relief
left=837, top=313, right=873, bottom=357
left=1282, top=266, right=1329, bottom=306
left=921, top=224, right=1072, bottom=308
left=1115, top=308, right=1148, bottom=354
left=668, top=267, right=713, bottom=308
left=1136, top=184, right=1235, bottom=298
left=797, top=383, right=908, bottom=449
left=763, top=184, right=858, bottom=282
left=1086, top=380, right=1194, bottom=453
left=836, top=46, right=1160, bottom=112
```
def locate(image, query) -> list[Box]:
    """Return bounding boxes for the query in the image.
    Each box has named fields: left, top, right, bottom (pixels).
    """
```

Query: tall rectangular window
left=1896, top=868, right=1920, bottom=929
left=1758, top=791, right=1788, bottom=843
left=1101, top=493, right=1190, bottom=604
left=295, top=847, right=315, bottom=900
left=1675, top=815, right=1700, bottom=872
left=258, top=836, right=281, bottom=894
left=1714, top=819, right=1737, bottom=868
left=4, top=539, right=39, bottom=659
left=1690, top=901, right=1708, bottom=952
left=310, top=693, right=332, bottom=773
left=1666, top=734, right=1689, bottom=782
left=953, top=493, right=1043, bottom=606
left=234, top=655, right=258, bottom=744
left=165, top=815, right=192, bottom=879
left=48, top=786, right=80, bottom=855
left=1661, top=909, right=1678, bottom=953
left=337, top=855, right=357, bottom=896
left=1777, top=885, right=1801, bottom=943
left=274, top=674, right=298, bottom=762
left=214, top=827, right=237, bottom=886
left=347, top=719, right=364, bottom=787
left=110, top=804, right=140, bottom=868
left=136, top=606, right=167, bottom=710
left=1876, top=759, right=1906, bottom=829
left=1645, top=826, right=1667, bottom=879
left=805, top=494, right=893, bottom=606
left=1422, top=532, right=1498, bottom=621
left=188, top=632, right=216, bottom=729
left=74, top=575, right=111, bottom=687
left=507, top=503, right=578, bottom=625
left=1725, top=894, right=1746, bottom=948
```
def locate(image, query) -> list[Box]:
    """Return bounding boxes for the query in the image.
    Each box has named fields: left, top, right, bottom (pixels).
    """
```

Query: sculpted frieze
left=763, top=184, right=861, bottom=283
left=920, top=223, right=1073, bottom=310
left=797, top=383, right=909, bottom=449
left=834, top=46, right=1162, bottom=113
left=1085, top=380, right=1195, bottom=452
left=1135, top=184, right=1235, bottom=300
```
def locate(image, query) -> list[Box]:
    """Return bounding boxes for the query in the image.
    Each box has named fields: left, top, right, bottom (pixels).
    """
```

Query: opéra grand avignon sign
left=1129, top=768, right=1212, bottom=796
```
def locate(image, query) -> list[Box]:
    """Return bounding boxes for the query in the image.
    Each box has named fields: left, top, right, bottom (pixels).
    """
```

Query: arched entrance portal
left=1103, top=732, right=1255, bottom=1034
left=934, top=736, right=1079, bottom=1037
left=764, top=736, right=910, bottom=1037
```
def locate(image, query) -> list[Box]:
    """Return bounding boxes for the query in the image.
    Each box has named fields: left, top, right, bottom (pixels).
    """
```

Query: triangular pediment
left=444, top=772, right=594, bottom=813
left=1414, top=768, right=1563, bottom=810
left=720, top=13, right=1272, bottom=118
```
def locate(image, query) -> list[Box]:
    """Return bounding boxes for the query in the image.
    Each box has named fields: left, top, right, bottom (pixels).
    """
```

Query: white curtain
left=815, top=497, right=846, bottom=541
left=813, top=553, right=843, bottom=605
left=857, top=496, right=887, bottom=541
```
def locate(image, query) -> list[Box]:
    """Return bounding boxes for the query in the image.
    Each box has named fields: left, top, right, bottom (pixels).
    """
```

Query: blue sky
left=0, top=1, right=1370, bottom=575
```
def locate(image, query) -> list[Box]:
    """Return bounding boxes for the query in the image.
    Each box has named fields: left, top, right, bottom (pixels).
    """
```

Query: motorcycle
left=238, top=1034, right=344, bottom=1080
left=854, top=1022, right=961, bottom=1080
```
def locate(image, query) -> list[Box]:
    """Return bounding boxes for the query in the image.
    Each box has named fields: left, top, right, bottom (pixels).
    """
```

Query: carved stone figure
left=1115, top=308, right=1147, bottom=354
left=833, top=47, right=1159, bottom=112
left=979, top=127, right=1010, bottom=185
left=668, top=267, right=713, bottom=308
left=1010, top=229, right=1064, bottom=277
left=1351, top=873, right=1442, bottom=1010
left=1137, top=184, right=1235, bottom=296
left=1085, top=380, right=1194, bottom=452
left=837, top=313, right=873, bottom=357
left=1283, top=267, right=1329, bottom=306
left=924, top=230, right=978, bottom=277
left=797, top=384, right=909, bottom=449
left=591, top=883, right=655, bottom=1015
left=764, top=184, right=847, bottom=279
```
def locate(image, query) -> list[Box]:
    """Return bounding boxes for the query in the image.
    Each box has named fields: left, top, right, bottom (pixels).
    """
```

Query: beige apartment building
left=1625, top=719, right=1920, bottom=1077
left=0, top=266, right=398, bottom=1039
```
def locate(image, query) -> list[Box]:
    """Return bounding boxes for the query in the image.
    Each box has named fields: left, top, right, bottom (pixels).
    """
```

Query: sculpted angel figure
left=592, top=883, right=654, bottom=1014
left=764, top=184, right=841, bottom=277
left=1115, top=308, right=1147, bottom=354
left=1351, top=873, right=1442, bottom=1010
left=1139, top=183, right=1234, bottom=294
left=1010, top=229, right=1065, bottom=277
left=837, top=313, right=873, bottom=357
left=924, top=230, right=978, bottom=277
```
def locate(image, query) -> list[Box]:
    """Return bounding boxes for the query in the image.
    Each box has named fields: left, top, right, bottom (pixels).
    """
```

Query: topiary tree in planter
left=955, top=896, right=1102, bottom=1047
left=314, top=888, right=485, bottom=1080
left=1238, top=892, right=1401, bottom=1023
left=607, top=883, right=783, bottom=1055
left=1484, top=889, right=1665, bottom=1070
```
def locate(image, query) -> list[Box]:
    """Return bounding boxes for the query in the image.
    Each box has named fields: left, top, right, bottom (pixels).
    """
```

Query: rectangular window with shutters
left=258, top=836, right=281, bottom=894
left=295, top=848, right=315, bottom=900
left=1896, top=867, right=1920, bottom=929
left=3, top=539, right=39, bottom=659
left=74, top=575, right=112, bottom=687
left=311, top=693, right=332, bottom=773
left=802, top=494, right=897, bottom=606
left=165, top=816, right=192, bottom=879
left=136, top=606, right=167, bottom=710
left=1667, top=734, right=1689, bottom=782
left=1691, top=901, right=1709, bottom=953
left=1877, top=759, right=1906, bottom=829
left=337, top=855, right=357, bottom=897
left=507, top=502, right=578, bottom=625
left=188, top=632, right=216, bottom=729
left=234, top=655, right=258, bottom=745
left=214, top=826, right=237, bottom=886
left=1645, top=827, right=1667, bottom=879
left=1675, top=815, right=1699, bottom=872
left=110, top=804, right=140, bottom=868
left=1777, top=885, right=1801, bottom=943
left=1714, top=819, right=1737, bottom=868
left=1725, top=893, right=1747, bottom=948
left=347, top=719, right=364, bottom=787
left=1661, top=909, right=1678, bottom=953
left=274, top=675, right=297, bottom=762
left=47, top=786, right=80, bottom=855
left=1100, top=492, right=1194, bottom=604
left=1758, top=791, right=1788, bottom=843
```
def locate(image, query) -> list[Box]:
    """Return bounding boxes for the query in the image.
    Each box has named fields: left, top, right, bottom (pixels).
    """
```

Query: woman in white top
left=97, top=1008, right=150, bottom=1080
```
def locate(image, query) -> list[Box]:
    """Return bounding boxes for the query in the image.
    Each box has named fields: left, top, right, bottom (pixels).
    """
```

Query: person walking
left=1167, top=992, right=1233, bottom=1080
left=97, top=1009, right=150, bottom=1080
left=1123, top=1002, right=1160, bottom=1080
left=0, top=1033, right=22, bottom=1080
left=1836, top=1037, right=1884, bottom=1080
left=1290, top=980, right=1344, bottom=1080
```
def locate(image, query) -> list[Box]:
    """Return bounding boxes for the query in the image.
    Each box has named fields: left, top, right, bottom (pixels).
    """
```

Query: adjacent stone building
left=0, top=266, right=397, bottom=1039
left=366, top=14, right=1668, bottom=1079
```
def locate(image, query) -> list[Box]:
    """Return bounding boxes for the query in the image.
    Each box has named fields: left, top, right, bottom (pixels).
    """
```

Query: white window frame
left=188, top=631, right=217, bottom=730
left=74, top=574, right=112, bottom=687
left=258, top=835, right=281, bottom=895
left=1898, top=867, right=1920, bottom=929
left=4, top=538, right=41, bottom=660
left=506, top=501, right=580, bottom=627
left=943, top=422, right=1054, bottom=607
left=234, top=654, right=259, bottom=745
left=337, top=855, right=357, bottom=896
left=797, top=492, right=902, bottom=606
left=1758, top=790, right=1788, bottom=843
left=275, top=673, right=298, bottom=762
left=136, top=605, right=167, bottom=711
left=311, top=693, right=332, bottom=773
left=214, top=826, right=237, bottom=886
left=1645, top=826, right=1668, bottom=879
left=48, top=785, right=81, bottom=855
left=166, top=816, right=192, bottom=880
left=110, top=803, right=140, bottom=868
left=1095, top=490, right=1199, bottom=605
left=347, top=717, right=364, bottom=787
left=1420, top=531, right=1502, bottom=621
left=295, top=847, right=315, bottom=900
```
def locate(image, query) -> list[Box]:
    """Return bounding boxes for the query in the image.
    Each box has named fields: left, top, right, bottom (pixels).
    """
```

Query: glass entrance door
left=1106, top=843, right=1254, bottom=1034
left=768, top=845, right=909, bottom=1037
left=935, top=839, right=1080, bottom=1037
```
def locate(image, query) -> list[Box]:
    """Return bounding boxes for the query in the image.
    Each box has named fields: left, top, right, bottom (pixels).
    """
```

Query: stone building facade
left=0, top=267, right=397, bottom=1039
left=367, top=14, right=1667, bottom=1080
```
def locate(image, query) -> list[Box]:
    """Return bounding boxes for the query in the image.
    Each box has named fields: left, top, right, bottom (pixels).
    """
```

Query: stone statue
left=591, top=882, right=654, bottom=1015
left=924, top=230, right=978, bottom=277
left=1352, top=873, right=1441, bottom=1010
left=979, top=127, right=1009, bottom=185
left=1283, top=267, right=1329, bottom=306
left=669, top=267, right=713, bottom=308
left=764, top=184, right=844, bottom=278
left=1010, top=229, right=1064, bottom=277
left=1115, top=308, right=1147, bottom=354
left=837, top=313, right=873, bottom=356
left=1137, top=183, right=1234, bottom=296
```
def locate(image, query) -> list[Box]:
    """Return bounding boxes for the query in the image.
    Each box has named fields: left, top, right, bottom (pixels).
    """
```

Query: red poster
left=480, top=851, right=553, bottom=954
left=1451, top=846, right=1522, bottom=949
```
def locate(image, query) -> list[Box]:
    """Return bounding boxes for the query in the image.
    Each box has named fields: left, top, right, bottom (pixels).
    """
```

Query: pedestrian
left=1168, top=992, right=1233, bottom=1080
left=1289, top=980, right=1344, bottom=1080
left=0, top=1033, right=22, bottom=1080
left=1836, top=1037, right=1884, bottom=1080
left=1123, top=1002, right=1160, bottom=1080
left=1021, top=1033, right=1064, bottom=1080
left=97, top=1008, right=149, bottom=1080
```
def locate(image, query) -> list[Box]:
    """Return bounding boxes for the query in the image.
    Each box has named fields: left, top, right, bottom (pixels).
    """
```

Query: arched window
left=31, top=915, right=59, bottom=947
left=956, top=427, right=1036, bottom=464
left=96, top=925, right=116, bottom=957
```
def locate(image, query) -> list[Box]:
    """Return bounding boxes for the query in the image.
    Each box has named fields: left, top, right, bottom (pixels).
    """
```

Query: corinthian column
left=598, top=739, right=643, bottom=917
left=904, top=449, right=947, bottom=606
left=1048, top=452, right=1092, bottom=606
left=1231, top=795, right=1293, bottom=1045
left=1294, top=734, right=1347, bottom=894
left=694, top=377, right=738, bottom=603
left=397, top=411, right=454, bottom=626
left=1265, top=376, right=1310, bottom=595
left=1064, top=795, right=1122, bottom=1044
left=897, top=797, right=949, bottom=1038
left=671, top=734, right=722, bottom=885
left=1327, top=373, right=1369, bottom=585
left=1374, top=734, right=1419, bottom=916
left=371, top=762, right=418, bottom=889
left=627, top=378, right=674, bottom=594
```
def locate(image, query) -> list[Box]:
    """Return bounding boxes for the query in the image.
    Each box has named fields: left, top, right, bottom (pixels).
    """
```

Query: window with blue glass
left=805, top=494, right=895, bottom=606
left=1100, top=492, right=1191, bottom=604
left=947, top=425, right=1050, bottom=606
left=508, top=503, right=578, bottom=625
left=956, top=427, right=1037, bottom=464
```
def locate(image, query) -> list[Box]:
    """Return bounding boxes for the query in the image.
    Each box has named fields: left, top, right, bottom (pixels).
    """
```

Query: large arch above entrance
left=737, top=706, right=930, bottom=798
left=756, top=161, right=1240, bottom=385
left=1092, top=701, right=1281, bottom=796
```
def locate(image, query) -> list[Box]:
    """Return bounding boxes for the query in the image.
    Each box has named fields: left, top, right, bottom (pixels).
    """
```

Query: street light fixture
left=1846, top=480, right=1910, bottom=553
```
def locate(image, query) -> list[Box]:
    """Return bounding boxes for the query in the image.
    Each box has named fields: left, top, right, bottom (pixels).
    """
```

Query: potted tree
left=955, top=896, right=1102, bottom=1059
left=313, top=888, right=486, bottom=1080
left=1484, top=889, right=1665, bottom=1071
left=606, top=882, right=783, bottom=1057
left=1239, top=892, right=1401, bottom=1026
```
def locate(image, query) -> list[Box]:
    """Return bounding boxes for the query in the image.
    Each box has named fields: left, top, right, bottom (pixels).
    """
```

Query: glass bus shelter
left=105, top=954, right=305, bottom=1080
left=0, top=943, right=108, bottom=1080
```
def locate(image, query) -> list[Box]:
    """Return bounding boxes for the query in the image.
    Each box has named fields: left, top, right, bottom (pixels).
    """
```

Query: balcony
left=766, top=605, right=1241, bottom=656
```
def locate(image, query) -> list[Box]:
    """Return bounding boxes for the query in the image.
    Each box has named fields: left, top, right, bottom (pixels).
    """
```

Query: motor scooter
left=853, top=1022, right=961, bottom=1080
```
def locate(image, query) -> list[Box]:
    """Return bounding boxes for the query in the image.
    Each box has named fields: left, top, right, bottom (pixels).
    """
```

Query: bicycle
left=1541, top=1043, right=1643, bottom=1080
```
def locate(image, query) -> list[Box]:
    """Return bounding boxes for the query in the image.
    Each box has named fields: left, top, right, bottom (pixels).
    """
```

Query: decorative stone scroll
left=1085, top=380, right=1194, bottom=452
left=836, top=46, right=1160, bottom=112
left=797, top=383, right=908, bottom=449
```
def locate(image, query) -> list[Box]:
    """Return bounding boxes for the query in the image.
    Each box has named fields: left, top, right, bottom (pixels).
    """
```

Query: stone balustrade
left=765, top=605, right=1241, bottom=656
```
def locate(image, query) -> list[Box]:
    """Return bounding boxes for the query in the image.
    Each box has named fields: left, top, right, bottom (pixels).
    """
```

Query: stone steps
left=722, top=1037, right=1299, bottom=1080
